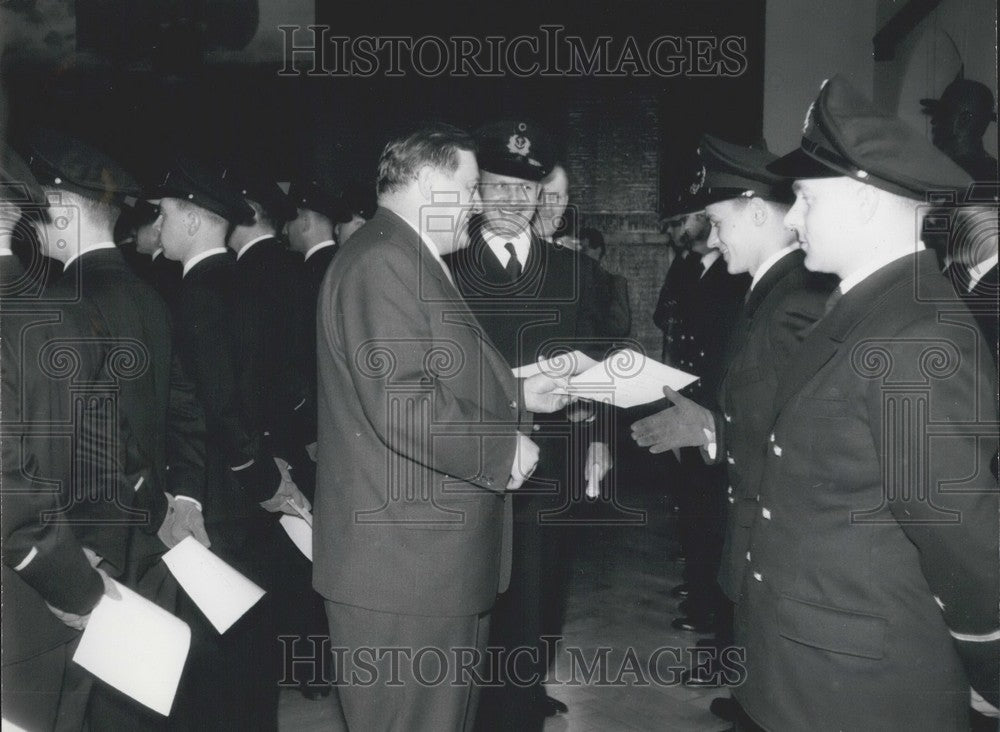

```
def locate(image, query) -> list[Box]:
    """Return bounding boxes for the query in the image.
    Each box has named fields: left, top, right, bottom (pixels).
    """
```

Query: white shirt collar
left=151, top=247, right=164, bottom=261
left=838, top=246, right=921, bottom=295
left=304, top=240, right=337, bottom=261
left=396, top=215, right=455, bottom=288
left=63, top=242, right=116, bottom=269
left=967, top=253, right=999, bottom=293
left=235, top=234, right=274, bottom=260
left=483, top=227, right=531, bottom=268
left=183, top=247, right=229, bottom=278
left=0, top=248, right=14, bottom=256
left=750, top=244, right=799, bottom=292
left=699, top=249, right=720, bottom=277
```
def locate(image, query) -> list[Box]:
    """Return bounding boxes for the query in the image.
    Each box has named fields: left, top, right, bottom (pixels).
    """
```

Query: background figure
left=578, top=226, right=631, bottom=339
left=921, top=75, right=998, bottom=180
left=659, top=207, right=749, bottom=635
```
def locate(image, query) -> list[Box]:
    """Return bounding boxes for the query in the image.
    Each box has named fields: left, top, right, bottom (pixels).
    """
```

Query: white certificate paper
left=565, top=349, right=698, bottom=408
left=280, top=514, right=313, bottom=562
left=511, top=350, right=600, bottom=378
left=73, top=580, right=190, bottom=716
left=162, top=537, right=266, bottom=634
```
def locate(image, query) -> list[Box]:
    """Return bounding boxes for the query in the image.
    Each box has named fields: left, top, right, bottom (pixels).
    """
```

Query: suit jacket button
left=753, top=571, right=763, bottom=582
left=532, top=424, right=541, bottom=432
left=509, top=400, right=518, bottom=409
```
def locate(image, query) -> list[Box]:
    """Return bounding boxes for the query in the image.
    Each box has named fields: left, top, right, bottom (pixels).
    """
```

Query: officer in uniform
left=1, top=144, right=119, bottom=732
left=632, top=135, right=835, bottom=718
left=23, top=130, right=211, bottom=728
left=734, top=75, right=999, bottom=731
left=650, top=176, right=750, bottom=634
left=446, top=120, right=607, bottom=729
left=154, top=156, right=310, bottom=730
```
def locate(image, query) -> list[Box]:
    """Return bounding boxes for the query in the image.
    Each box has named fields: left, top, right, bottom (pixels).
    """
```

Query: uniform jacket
left=47, top=248, right=206, bottom=575
left=234, top=238, right=311, bottom=458
left=314, top=208, right=520, bottom=617
left=173, top=251, right=281, bottom=526
left=1, top=255, right=105, bottom=664
left=653, top=250, right=702, bottom=363
left=710, top=250, right=833, bottom=600
left=672, top=254, right=749, bottom=404
left=735, top=250, right=999, bottom=730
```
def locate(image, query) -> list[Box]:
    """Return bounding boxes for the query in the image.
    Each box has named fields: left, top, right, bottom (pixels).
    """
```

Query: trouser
left=325, top=600, right=491, bottom=732
left=168, top=518, right=283, bottom=732
left=679, top=450, right=727, bottom=618
left=2, top=637, right=92, bottom=732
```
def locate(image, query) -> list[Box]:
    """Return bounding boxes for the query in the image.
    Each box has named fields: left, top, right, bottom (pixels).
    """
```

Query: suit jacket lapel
left=380, top=209, right=517, bottom=404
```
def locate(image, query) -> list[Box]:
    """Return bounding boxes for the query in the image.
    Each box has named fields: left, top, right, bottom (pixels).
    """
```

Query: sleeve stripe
left=949, top=628, right=1000, bottom=643
left=13, top=546, right=39, bottom=572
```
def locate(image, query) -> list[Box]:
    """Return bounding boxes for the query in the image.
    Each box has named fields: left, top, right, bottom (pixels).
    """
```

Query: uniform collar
left=483, top=227, right=531, bottom=268
left=838, top=246, right=921, bottom=295
left=235, top=234, right=274, bottom=260
left=183, top=247, right=229, bottom=277
left=304, top=240, right=337, bottom=261
left=151, top=247, right=164, bottom=261
left=63, top=242, right=116, bottom=269
left=750, top=244, right=799, bottom=292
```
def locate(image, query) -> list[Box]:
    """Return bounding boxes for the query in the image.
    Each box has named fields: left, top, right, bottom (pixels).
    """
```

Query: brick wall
left=561, top=85, right=670, bottom=359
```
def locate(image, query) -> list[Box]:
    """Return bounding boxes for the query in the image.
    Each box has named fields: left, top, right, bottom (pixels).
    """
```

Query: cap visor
left=766, top=148, right=840, bottom=179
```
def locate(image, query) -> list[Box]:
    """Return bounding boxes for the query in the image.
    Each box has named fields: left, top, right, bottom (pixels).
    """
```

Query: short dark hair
left=581, top=226, right=606, bottom=258
left=376, top=123, right=477, bottom=196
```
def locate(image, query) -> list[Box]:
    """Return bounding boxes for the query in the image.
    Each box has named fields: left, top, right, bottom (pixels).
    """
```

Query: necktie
left=824, top=286, right=843, bottom=316
left=504, top=242, right=522, bottom=281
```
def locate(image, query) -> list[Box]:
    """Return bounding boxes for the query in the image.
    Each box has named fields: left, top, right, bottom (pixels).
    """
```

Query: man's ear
left=186, top=209, right=201, bottom=237
left=750, top=197, right=768, bottom=226
left=416, top=164, right=435, bottom=200
left=854, top=181, right=880, bottom=224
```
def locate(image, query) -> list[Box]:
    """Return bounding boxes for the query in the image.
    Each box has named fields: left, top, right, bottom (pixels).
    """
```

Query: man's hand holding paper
left=259, top=456, right=311, bottom=516
left=521, top=372, right=575, bottom=413
left=630, top=386, right=715, bottom=454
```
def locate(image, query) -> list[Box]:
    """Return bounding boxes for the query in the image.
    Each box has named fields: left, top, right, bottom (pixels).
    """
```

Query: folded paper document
left=163, top=537, right=266, bottom=634
left=73, top=580, right=190, bottom=716
left=511, top=350, right=599, bottom=378
left=280, top=514, right=313, bottom=562
left=565, top=349, right=698, bottom=408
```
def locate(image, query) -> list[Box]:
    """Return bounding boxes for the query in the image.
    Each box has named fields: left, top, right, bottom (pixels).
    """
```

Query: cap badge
left=507, top=132, right=531, bottom=159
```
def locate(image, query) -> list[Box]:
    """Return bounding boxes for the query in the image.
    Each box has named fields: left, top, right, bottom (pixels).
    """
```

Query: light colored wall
left=763, top=0, right=877, bottom=153
left=875, top=0, right=998, bottom=157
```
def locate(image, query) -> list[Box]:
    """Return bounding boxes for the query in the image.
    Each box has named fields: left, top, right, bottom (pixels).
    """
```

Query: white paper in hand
left=566, top=349, right=698, bottom=408
left=162, top=537, right=266, bottom=634
left=73, top=580, right=190, bottom=716
left=280, top=514, right=313, bottom=562
left=511, top=350, right=599, bottom=378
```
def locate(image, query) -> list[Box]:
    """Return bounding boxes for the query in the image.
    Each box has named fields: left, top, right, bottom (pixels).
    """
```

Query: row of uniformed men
left=631, top=75, right=998, bottom=730
left=1, top=132, right=374, bottom=731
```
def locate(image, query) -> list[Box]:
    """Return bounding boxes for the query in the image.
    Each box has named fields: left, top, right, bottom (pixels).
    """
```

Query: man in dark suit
left=315, top=123, right=569, bottom=731
left=631, top=135, right=835, bottom=719
left=734, top=75, right=998, bottom=731
left=653, top=212, right=709, bottom=364
left=155, top=156, right=310, bottom=731
left=446, top=123, right=609, bottom=729
left=1, top=144, right=119, bottom=732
